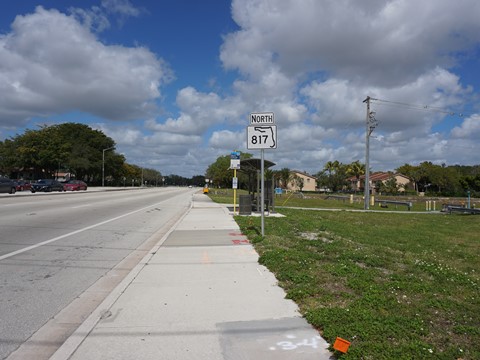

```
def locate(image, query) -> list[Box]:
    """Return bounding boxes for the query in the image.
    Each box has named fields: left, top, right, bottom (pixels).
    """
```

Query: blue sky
left=1, top=0, right=480, bottom=177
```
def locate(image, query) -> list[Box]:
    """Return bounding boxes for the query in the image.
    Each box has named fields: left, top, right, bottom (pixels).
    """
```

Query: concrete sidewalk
left=50, top=194, right=333, bottom=360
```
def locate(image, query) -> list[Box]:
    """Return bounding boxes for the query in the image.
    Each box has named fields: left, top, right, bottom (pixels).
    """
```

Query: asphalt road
left=0, top=187, right=197, bottom=360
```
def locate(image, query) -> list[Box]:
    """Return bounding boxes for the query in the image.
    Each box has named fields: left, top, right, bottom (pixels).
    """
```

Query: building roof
left=291, top=170, right=316, bottom=180
left=347, top=172, right=411, bottom=182
left=239, top=158, right=276, bottom=174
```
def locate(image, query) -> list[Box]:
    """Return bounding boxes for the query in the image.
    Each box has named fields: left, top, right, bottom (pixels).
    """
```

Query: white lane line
left=0, top=201, right=38, bottom=207
left=70, top=204, right=91, bottom=209
left=0, top=200, right=175, bottom=261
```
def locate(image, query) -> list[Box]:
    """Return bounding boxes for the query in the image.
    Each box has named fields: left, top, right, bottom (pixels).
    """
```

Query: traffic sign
left=247, top=125, right=277, bottom=149
left=250, top=112, right=275, bottom=125
left=230, top=159, right=240, bottom=169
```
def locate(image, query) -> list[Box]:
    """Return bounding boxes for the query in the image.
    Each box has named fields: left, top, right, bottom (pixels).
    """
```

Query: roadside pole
left=247, top=112, right=277, bottom=238
left=363, top=96, right=378, bottom=210
left=261, top=149, right=265, bottom=236
left=230, top=151, right=240, bottom=215
left=364, top=97, right=371, bottom=210
left=233, top=167, right=237, bottom=214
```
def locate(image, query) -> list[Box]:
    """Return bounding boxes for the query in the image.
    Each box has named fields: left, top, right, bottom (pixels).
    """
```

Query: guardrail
left=444, top=205, right=480, bottom=215
left=375, top=199, right=413, bottom=211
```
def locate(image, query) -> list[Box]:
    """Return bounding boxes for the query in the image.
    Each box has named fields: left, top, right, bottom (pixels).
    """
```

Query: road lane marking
left=0, top=200, right=184, bottom=261
left=70, top=204, right=91, bottom=209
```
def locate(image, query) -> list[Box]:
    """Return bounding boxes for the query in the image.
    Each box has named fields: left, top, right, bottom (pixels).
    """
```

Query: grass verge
left=234, top=208, right=479, bottom=359
left=207, top=189, right=477, bottom=212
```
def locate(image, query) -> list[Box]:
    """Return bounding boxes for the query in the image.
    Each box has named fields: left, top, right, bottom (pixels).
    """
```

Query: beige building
left=348, top=172, right=412, bottom=194
left=286, top=171, right=317, bottom=192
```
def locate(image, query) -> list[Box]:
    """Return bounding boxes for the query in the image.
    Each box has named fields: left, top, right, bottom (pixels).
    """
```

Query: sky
left=1, top=0, right=480, bottom=177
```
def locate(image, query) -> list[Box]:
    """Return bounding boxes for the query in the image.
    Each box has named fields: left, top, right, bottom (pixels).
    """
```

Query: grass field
left=209, top=192, right=480, bottom=359
left=207, top=188, right=478, bottom=212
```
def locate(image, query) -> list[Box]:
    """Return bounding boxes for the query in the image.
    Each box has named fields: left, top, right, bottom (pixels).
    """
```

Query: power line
left=371, top=98, right=470, bottom=118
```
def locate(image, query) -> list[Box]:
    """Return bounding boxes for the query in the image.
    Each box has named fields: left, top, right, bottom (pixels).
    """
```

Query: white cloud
left=209, top=130, right=244, bottom=149
left=2, top=0, right=480, bottom=177
left=101, top=0, right=141, bottom=17
left=0, top=6, right=171, bottom=127
left=226, top=0, right=480, bottom=86
left=179, top=0, right=480, bottom=173
left=301, top=67, right=470, bottom=134
left=146, top=87, right=243, bottom=134
left=451, top=115, right=480, bottom=138
left=69, top=6, right=110, bottom=33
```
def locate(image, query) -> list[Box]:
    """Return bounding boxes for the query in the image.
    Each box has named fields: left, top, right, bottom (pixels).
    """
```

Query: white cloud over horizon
left=1, top=0, right=480, bottom=177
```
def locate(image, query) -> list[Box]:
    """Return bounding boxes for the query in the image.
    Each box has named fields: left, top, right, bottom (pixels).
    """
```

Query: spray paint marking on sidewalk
left=269, top=334, right=324, bottom=351
left=232, top=239, right=250, bottom=245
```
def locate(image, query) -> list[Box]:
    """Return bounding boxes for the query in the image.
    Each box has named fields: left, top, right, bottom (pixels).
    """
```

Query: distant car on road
left=31, top=179, right=65, bottom=193
left=0, top=177, right=16, bottom=194
left=63, top=180, right=88, bottom=191
left=14, top=180, right=32, bottom=191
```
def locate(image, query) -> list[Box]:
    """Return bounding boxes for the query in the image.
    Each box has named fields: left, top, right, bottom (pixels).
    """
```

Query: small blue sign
left=231, top=151, right=240, bottom=160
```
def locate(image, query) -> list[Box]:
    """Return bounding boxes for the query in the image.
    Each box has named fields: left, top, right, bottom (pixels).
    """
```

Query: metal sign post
left=260, top=148, right=265, bottom=237
left=230, top=151, right=240, bottom=215
left=247, top=113, right=277, bottom=238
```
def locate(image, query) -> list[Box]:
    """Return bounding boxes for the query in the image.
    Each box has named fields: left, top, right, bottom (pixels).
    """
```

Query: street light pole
left=102, top=146, right=115, bottom=187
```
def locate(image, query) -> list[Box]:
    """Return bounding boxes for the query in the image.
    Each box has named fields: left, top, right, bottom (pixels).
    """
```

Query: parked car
left=0, top=177, right=16, bottom=194
left=63, top=180, right=88, bottom=191
left=30, top=179, right=65, bottom=193
left=14, top=180, right=32, bottom=191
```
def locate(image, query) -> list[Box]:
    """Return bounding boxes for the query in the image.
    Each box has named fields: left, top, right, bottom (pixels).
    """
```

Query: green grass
left=208, top=189, right=477, bottom=212
left=232, top=208, right=480, bottom=359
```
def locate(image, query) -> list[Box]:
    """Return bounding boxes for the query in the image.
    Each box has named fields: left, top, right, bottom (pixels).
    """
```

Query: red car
left=14, top=180, right=32, bottom=191
left=63, top=180, right=88, bottom=191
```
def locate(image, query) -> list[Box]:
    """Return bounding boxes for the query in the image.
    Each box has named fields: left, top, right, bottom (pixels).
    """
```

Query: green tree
left=205, top=155, right=231, bottom=188
left=378, top=177, right=399, bottom=195
left=346, top=160, right=365, bottom=193
left=293, top=175, right=304, bottom=191
left=120, top=163, right=141, bottom=186
left=278, top=168, right=292, bottom=189
left=191, top=175, right=206, bottom=186
left=318, top=160, right=347, bottom=192
left=403, top=161, right=462, bottom=196
left=0, top=139, right=17, bottom=175
left=3, top=123, right=123, bottom=183
left=205, top=152, right=252, bottom=188
left=141, top=167, right=163, bottom=186
left=396, top=163, right=420, bottom=192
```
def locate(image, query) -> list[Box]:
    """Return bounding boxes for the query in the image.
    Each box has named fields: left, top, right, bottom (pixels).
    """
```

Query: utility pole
left=363, top=96, right=377, bottom=210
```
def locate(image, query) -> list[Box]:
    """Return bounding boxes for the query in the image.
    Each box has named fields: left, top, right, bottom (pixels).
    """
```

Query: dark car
left=0, top=177, right=16, bottom=194
left=63, top=180, right=87, bottom=191
left=14, top=180, right=32, bottom=191
left=31, top=179, right=65, bottom=193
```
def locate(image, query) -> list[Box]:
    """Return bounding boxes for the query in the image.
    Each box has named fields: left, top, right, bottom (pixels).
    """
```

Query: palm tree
left=321, top=160, right=347, bottom=192
left=278, top=167, right=292, bottom=189
left=323, top=160, right=341, bottom=176
left=346, top=160, right=366, bottom=192
left=293, top=175, right=304, bottom=191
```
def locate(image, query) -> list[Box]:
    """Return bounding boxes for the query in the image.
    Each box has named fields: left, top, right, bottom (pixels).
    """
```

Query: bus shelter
left=238, top=158, right=276, bottom=214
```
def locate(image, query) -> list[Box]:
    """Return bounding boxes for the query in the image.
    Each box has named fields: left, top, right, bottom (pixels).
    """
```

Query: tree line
left=0, top=123, right=165, bottom=186
left=205, top=153, right=480, bottom=197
